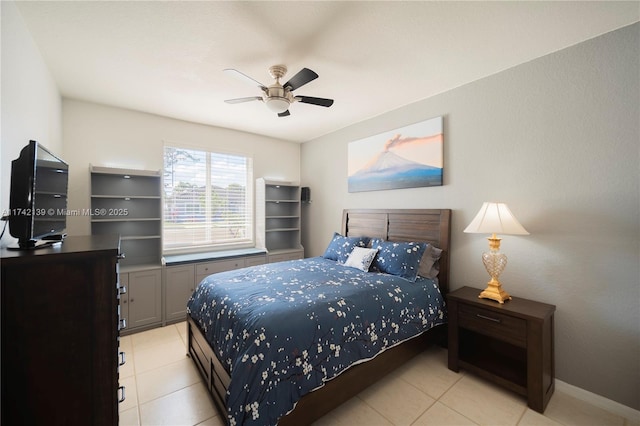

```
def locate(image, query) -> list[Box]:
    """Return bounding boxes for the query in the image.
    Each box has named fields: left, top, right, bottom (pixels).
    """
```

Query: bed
left=186, top=208, right=451, bottom=425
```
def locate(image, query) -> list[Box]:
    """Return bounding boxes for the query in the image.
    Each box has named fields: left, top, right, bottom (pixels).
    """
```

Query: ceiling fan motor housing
left=268, top=65, right=288, bottom=80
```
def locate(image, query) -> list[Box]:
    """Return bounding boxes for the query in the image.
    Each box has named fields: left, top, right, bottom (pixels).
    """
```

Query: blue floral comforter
left=187, top=257, right=446, bottom=425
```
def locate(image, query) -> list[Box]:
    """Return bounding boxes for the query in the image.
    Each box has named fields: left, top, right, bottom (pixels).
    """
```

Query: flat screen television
left=8, top=140, right=69, bottom=249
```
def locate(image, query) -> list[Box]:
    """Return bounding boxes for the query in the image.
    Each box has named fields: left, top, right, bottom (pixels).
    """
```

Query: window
left=163, top=145, right=253, bottom=253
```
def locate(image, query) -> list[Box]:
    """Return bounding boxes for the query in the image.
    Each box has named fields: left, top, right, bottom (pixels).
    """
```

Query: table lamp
left=464, top=202, right=529, bottom=303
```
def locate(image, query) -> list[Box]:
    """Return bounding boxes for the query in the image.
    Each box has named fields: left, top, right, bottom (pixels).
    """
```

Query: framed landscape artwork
left=348, top=116, right=444, bottom=192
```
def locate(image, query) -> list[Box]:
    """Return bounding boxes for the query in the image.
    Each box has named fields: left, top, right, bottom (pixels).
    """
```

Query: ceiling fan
left=223, top=65, right=334, bottom=117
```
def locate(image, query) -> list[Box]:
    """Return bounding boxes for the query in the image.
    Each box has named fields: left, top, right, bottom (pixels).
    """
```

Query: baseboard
left=555, top=380, right=640, bottom=422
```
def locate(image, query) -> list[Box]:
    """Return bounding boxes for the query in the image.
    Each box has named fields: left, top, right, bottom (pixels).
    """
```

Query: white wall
left=62, top=99, right=300, bottom=237
left=301, top=23, right=639, bottom=410
left=1, top=1, right=63, bottom=247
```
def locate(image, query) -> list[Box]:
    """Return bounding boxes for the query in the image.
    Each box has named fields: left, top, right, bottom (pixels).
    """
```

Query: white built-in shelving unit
left=256, top=178, right=304, bottom=262
left=90, top=165, right=162, bottom=333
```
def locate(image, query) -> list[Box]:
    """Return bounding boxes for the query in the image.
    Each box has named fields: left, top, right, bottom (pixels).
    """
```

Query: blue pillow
left=370, top=239, right=428, bottom=282
left=322, top=233, right=370, bottom=263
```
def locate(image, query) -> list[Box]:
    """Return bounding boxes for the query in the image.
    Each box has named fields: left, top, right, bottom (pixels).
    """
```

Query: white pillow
left=343, top=247, right=378, bottom=272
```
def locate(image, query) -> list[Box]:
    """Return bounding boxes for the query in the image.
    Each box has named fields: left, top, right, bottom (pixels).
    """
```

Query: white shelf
left=91, top=217, right=161, bottom=222
left=90, top=166, right=162, bottom=269
left=91, top=195, right=161, bottom=199
left=256, top=178, right=303, bottom=260
left=90, top=165, right=161, bottom=177
left=121, top=235, right=161, bottom=241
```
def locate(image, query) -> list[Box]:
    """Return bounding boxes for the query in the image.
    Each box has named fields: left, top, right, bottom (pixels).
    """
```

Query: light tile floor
left=119, top=323, right=637, bottom=426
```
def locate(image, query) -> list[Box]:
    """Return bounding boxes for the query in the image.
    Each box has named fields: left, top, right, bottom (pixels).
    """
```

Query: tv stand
left=7, top=239, right=63, bottom=251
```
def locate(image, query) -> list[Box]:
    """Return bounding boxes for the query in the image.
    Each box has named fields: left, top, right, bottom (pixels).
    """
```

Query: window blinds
left=163, top=146, right=253, bottom=252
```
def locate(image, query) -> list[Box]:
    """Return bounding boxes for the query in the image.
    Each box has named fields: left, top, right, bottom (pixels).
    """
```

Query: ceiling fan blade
left=284, top=68, right=318, bottom=91
left=223, top=69, right=267, bottom=90
left=224, top=96, right=263, bottom=104
left=297, top=96, right=334, bottom=107
left=278, top=110, right=291, bottom=117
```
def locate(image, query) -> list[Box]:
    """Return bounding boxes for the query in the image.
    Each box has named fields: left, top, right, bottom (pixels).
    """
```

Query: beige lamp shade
left=464, top=202, right=529, bottom=235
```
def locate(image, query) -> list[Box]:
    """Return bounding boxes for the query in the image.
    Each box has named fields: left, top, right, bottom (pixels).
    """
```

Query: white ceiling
left=15, top=1, right=639, bottom=143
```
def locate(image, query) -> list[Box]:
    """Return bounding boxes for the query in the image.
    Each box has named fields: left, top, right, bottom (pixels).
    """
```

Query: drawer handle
left=476, top=313, right=501, bottom=323
left=119, top=318, right=127, bottom=331
left=119, top=285, right=127, bottom=295
left=119, top=351, right=126, bottom=366
left=118, top=386, right=126, bottom=403
left=118, top=253, right=126, bottom=260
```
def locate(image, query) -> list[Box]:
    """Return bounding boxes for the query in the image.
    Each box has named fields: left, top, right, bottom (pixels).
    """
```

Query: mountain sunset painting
left=348, top=116, right=443, bottom=192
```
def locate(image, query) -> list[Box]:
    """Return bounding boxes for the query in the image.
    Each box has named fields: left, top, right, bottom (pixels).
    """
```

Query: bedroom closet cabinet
left=119, top=268, right=163, bottom=332
left=1, top=235, right=122, bottom=425
left=91, top=166, right=163, bottom=334
left=256, top=178, right=304, bottom=262
left=447, top=286, right=556, bottom=413
left=165, top=264, right=196, bottom=323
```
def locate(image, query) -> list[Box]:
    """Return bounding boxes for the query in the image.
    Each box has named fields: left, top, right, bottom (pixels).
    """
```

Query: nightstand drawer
left=458, top=304, right=526, bottom=347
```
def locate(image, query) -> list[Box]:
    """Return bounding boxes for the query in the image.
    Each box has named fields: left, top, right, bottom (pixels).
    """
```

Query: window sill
left=163, top=247, right=267, bottom=266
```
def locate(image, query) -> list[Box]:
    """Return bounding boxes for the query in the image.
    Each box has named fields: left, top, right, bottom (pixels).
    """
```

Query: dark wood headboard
left=341, top=209, right=452, bottom=294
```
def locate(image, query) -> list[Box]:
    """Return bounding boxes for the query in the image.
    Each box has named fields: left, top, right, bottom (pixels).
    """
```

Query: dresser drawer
left=458, top=304, right=526, bottom=347
left=196, top=259, right=245, bottom=276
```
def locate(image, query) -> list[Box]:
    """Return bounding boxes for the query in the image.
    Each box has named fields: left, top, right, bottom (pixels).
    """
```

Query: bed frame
left=186, top=208, right=451, bottom=425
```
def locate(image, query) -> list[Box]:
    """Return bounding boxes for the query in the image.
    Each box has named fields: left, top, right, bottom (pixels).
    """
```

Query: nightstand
left=447, top=286, right=556, bottom=413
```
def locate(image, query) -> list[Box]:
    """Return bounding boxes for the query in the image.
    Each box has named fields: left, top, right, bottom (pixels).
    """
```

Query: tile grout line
left=429, top=372, right=482, bottom=426
left=126, top=324, right=636, bottom=426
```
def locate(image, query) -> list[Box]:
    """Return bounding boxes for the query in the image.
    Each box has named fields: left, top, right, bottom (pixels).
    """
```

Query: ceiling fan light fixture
left=224, top=65, right=333, bottom=117
left=265, top=97, right=290, bottom=114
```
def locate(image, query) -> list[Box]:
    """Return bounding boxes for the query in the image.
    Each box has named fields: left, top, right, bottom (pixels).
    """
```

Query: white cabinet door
left=165, top=265, right=195, bottom=322
left=127, top=269, right=162, bottom=329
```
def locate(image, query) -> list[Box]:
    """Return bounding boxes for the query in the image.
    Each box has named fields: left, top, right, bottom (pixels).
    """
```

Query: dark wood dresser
left=1, top=235, right=123, bottom=425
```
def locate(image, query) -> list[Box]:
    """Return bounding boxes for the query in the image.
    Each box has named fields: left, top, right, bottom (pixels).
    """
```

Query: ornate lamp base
left=479, top=279, right=512, bottom=304
left=479, top=236, right=512, bottom=303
